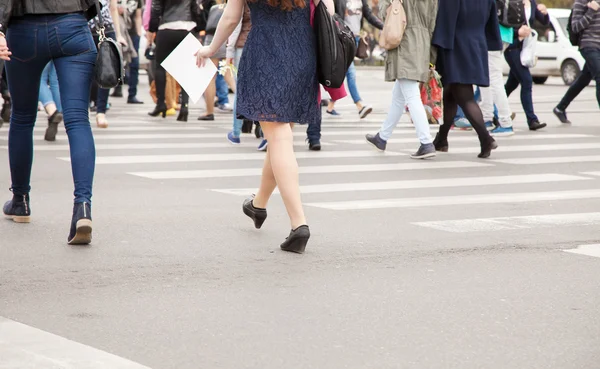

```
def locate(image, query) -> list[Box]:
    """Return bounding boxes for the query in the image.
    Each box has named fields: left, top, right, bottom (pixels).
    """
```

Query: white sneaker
left=218, top=103, right=234, bottom=112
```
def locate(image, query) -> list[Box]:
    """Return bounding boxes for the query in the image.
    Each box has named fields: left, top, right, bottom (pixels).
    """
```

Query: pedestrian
left=148, top=0, right=207, bottom=121
left=38, top=61, right=64, bottom=142
left=195, top=0, right=334, bottom=253
left=431, top=0, right=501, bottom=158
left=124, top=0, right=145, bottom=104
left=88, top=0, right=128, bottom=128
left=365, top=0, right=438, bottom=159
left=554, top=0, right=600, bottom=123
left=483, top=22, right=515, bottom=136
left=1, top=0, right=98, bottom=245
left=324, top=0, right=382, bottom=119
left=503, top=0, right=549, bottom=131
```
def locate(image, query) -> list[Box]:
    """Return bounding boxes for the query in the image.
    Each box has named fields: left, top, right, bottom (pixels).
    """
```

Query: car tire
left=532, top=76, right=548, bottom=85
left=561, top=59, right=581, bottom=86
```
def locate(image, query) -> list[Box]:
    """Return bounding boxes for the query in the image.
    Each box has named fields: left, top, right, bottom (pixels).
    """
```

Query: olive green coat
left=380, top=0, right=438, bottom=83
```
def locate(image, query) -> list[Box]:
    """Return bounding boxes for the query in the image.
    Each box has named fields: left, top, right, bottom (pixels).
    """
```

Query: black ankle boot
left=45, top=111, right=63, bottom=142
left=3, top=194, right=31, bottom=223
left=243, top=196, right=267, bottom=229
left=148, top=103, right=167, bottom=118
left=433, top=132, right=449, bottom=152
left=68, top=202, right=92, bottom=245
left=280, top=225, right=310, bottom=254
left=177, top=105, right=188, bottom=122
left=478, top=137, right=498, bottom=159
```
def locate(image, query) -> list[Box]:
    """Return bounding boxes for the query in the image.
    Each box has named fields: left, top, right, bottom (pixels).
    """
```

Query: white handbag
left=520, top=16, right=538, bottom=68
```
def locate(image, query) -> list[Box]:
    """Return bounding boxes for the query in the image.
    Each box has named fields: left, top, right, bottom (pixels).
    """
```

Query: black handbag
left=313, top=2, right=357, bottom=88
left=93, top=0, right=124, bottom=89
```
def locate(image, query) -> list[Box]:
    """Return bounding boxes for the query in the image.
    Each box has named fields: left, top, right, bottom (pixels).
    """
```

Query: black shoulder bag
left=93, top=0, right=124, bottom=89
left=313, top=1, right=357, bottom=88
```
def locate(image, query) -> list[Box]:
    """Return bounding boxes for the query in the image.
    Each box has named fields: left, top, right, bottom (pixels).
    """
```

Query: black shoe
left=67, top=202, right=92, bottom=245
left=478, top=138, right=498, bottom=159
left=44, top=111, right=63, bottom=142
left=3, top=194, right=31, bottom=223
left=111, top=86, right=123, bottom=98
left=148, top=104, right=167, bottom=118
left=1, top=101, right=11, bottom=123
left=127, top=96, right=144, bottom=104
left=198, top=114, right=215, bottom=121
left=365, top=133, right=387, bottom=151
left=309, top=141, right=321, bottom=151
left=432, top=132, right=449, bottom=152
left=528, top=120, right=547, bottom=131
left=254, top=122, right=262, bottom=139
left=177, top=105, right=188, bottom=122
left=280, top=225, right=310, bottom=254
left=243, top=196, right=267, bottom=229
left=553, top=107, right=571, bottom=124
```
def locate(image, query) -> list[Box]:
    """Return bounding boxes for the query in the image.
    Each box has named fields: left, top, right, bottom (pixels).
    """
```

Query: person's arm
left=428, top=0, right=438, bottom=65
left=0, top=0, right=14, bottom=36
left=534, top=1, right=550, bottom=26
left=226, top=19, right=242, bottom=61
left=572, top=0, right=599, bottom=34
left=143, top=0, right=152, bottom=31
left=432, top=0, right=459, bottom=50
left=197, top=0, right=244, bottom=62
left=110, top=0, right=127, bottom=44
left=362, top=0, right=383, bottom=30
left=485, top=0, right=503, bottom=51
left=149, top=0, right=163, bottom=32
left=135, top=7, right=143, bottom=36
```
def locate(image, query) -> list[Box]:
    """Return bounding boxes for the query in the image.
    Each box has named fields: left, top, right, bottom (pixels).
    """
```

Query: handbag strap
left=93, top=0, right=108, bottom=41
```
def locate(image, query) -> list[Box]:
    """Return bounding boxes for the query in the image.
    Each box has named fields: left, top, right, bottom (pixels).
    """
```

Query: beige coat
left=381, top=0, right=438, bottom=83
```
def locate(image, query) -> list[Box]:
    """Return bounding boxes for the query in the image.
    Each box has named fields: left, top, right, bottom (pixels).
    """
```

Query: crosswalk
left=2, top=101, right=600, bottom=235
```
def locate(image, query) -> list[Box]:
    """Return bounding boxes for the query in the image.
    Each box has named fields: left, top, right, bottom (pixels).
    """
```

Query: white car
left=503, top=8, right=585, bottom=85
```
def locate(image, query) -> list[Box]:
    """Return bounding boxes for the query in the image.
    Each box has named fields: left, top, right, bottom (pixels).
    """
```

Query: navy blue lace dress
left=236, top=0, right=320, bottom=125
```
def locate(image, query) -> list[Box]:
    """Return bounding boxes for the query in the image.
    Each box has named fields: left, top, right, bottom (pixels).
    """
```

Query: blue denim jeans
left=127, top=33, right=141, bottom=99
left=5, top=13, right=97, bottom=203
left=232, top=48, right=244, bottom=137
left=38, top=61, right=62, bottom=111
left=504, top=47, right=538, bottom=123
left=344, top=37, right=362, bottom=104
left=216, top=72, right=229, bottom=105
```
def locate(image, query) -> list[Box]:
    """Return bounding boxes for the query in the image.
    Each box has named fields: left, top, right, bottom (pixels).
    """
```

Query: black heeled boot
left=432, top=132, right=449, bottom=152
left=177, top=104, right=188, bottom=122
left=148, top=103, right=167, bottom=118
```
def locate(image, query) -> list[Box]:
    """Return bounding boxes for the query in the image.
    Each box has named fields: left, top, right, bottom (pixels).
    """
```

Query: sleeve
left=572, top=0, right=596, bottom=34
left=485, top=0, right=503, bottom=51
left=149, top=0, right=162, bottom=32
left=428, top=0, right=439, bottom=65
left=533, top=0, right=550, bottom=26
left=362, top=0, right=384, bottom=30
left=0, top=0, right=14, bottom=33
left=143, top=0, right=151, bottom=31
left=431, top=0, right=459, bottom=50
left=334, top=0, right=345, bottom=19
left=226, top=19, right=242, bottom=59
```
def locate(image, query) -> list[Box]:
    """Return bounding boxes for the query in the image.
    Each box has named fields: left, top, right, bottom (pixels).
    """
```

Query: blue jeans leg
left=504, top=48, right=538, bottom=123
left=232, top=48, right=244, bottom=137
left=39, top=62, right=55, bottom=108
left=346, top=62, right=361, bottom=104
left=128, top=34, right=140, bottom=99
left=216, top=72, right=229, bottom=105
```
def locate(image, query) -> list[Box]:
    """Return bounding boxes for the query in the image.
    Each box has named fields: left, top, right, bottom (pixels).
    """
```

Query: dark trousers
left=5, top=13, right=96, bottom=203
left=91, top=30, right=116, bottom=114
left=559, top=48, right=600, bottom=111
left=155, top=29, right=190, bottom=108
left=504, top=47, right=538, bottom=124
left=128, top=33, right=141, bottom=99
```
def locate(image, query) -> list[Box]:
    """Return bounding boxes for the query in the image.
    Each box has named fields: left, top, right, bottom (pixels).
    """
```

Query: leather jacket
left=149, top=0, right=207, bottom=32
left=0, top=0, right=97, bottom=33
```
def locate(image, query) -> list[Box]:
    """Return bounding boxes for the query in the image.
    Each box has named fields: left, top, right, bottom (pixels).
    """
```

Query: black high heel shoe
left=432, top=132, right=449, bottom=152
left=148, top=104, right=167, bottom=118
left=177, top=105, right=188, bottom=122
left=478, top=138, right=498, bottom=159
left=280, top=225, right=310, bottom=254
left=243, top=195, right=267, bottom=229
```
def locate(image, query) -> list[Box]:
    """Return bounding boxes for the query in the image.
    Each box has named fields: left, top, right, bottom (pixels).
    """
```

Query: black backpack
left=314, top=2, right=357, bottom=88
left=496, top=0, right=526, bottom=28
left=567, top=1, right=591, bottom=46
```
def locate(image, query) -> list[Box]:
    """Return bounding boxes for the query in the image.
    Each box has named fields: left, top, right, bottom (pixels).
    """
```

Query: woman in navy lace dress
left=195, top=0, right=334, bottom=253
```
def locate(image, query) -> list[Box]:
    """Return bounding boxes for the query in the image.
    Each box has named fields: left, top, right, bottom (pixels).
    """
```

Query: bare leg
left=44, top=102, right=57, bottom=117
left=258, top=121, right=306, bottom=229
left=253, top=150, right=276, bottom=209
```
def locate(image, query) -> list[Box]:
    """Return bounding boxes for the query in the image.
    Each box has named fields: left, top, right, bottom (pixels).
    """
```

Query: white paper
left=160, top=33, right=217, bottom=104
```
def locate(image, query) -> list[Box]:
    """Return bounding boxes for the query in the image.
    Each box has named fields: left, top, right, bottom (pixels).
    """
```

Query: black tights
left=438, top=84, right=491, bottom=144
left=155, top=29, right=191, bottom=108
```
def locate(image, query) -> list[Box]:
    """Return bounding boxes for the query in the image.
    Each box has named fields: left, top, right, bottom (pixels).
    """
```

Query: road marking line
left=129, top=161, right=492, bottom=179
left=305, top=189, right=600, bottom=210
left=335, top=134, right=593, bottom=145
left=5, top=141, right=332, bottom=151
left=413, top=212, right=600, bottom=233
left=564, top=244, right=600, bottom=258
left=0, top=317, right=152, bottom=368
left=62, top=150, right=404, bottom=164
left=491, top=155, right=600, bottom=165
left=421, top=143, right=600, bottom=154
left=214, top=173, right=588, bottom=196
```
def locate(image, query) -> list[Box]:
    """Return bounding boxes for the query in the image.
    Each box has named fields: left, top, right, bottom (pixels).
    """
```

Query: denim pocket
left=56, top=22, right=94, bottom=56
left=7, top=29, right=38, bottom=63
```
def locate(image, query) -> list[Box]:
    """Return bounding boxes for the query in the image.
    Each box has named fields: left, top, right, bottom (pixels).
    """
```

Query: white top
left=159, top=21, right=196, bottom=31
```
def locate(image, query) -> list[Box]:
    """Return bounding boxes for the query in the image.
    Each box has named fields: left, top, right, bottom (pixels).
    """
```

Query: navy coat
left=506, top=0, right=550, bottom=51
left=432, top=0, right=503, bottom=87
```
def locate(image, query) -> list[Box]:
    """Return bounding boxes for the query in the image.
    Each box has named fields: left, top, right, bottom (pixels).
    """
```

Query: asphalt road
left=1, top=70, right=600, bottom=369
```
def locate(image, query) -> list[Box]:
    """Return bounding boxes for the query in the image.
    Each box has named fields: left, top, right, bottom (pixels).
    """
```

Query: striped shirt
left=572, top=0, right=600, bottom=49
